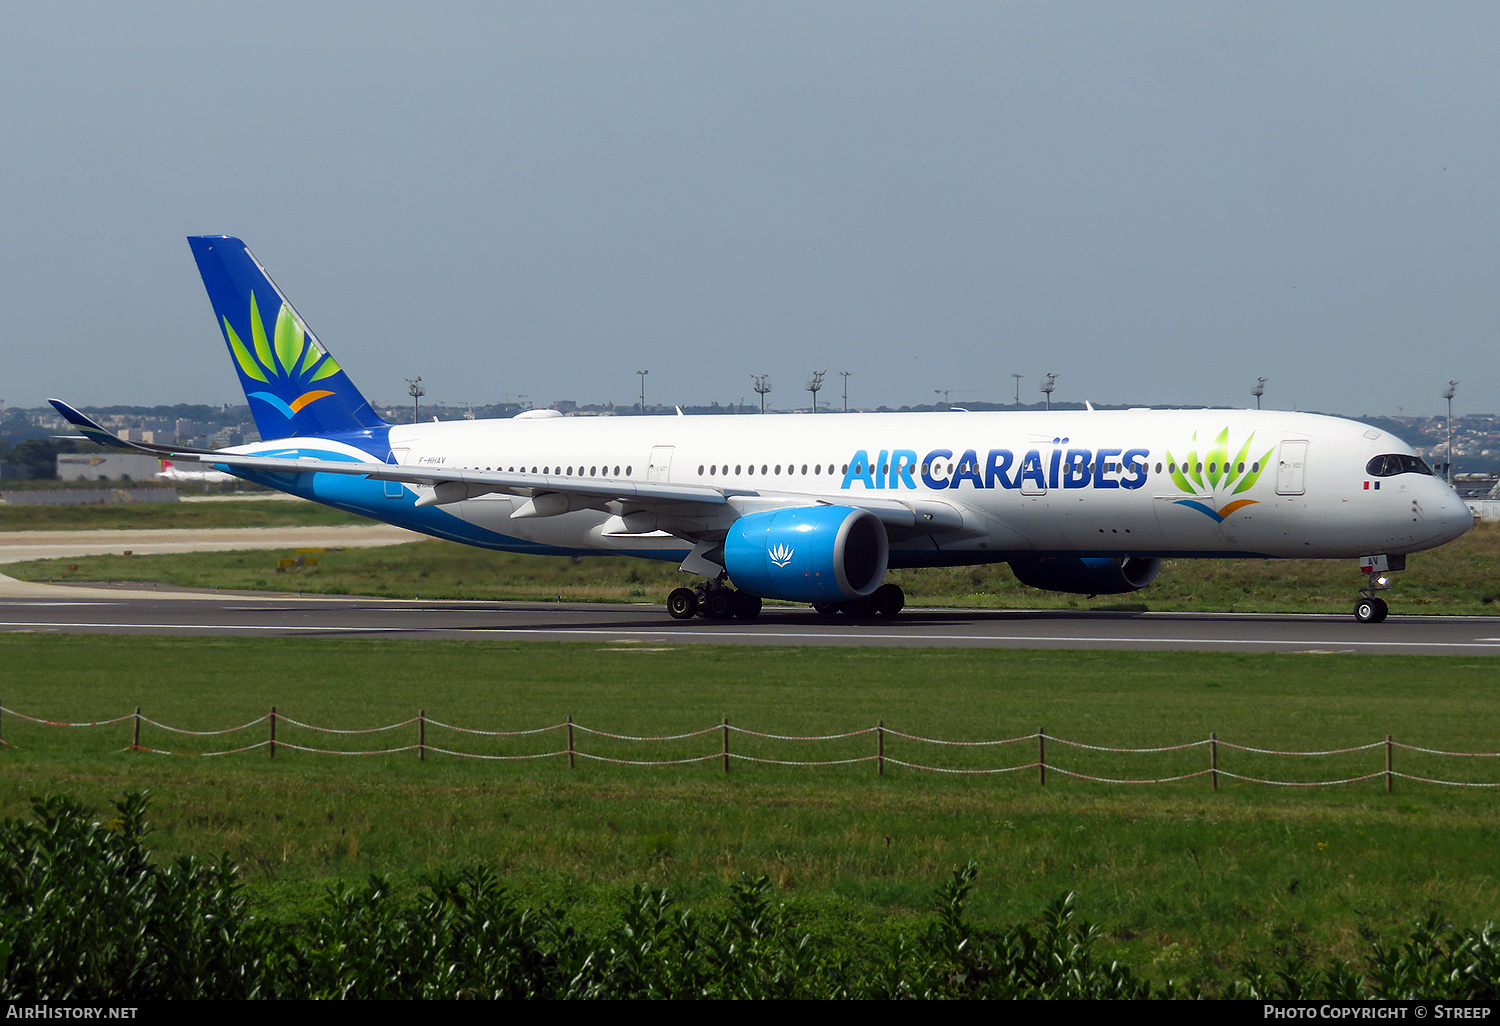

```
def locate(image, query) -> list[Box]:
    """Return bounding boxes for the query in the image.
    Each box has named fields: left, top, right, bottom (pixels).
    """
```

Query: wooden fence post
left=877, top=720, right=885, bottom=777
left=134, top=707, right=141, bottom=751
left=269, top=705, right=276, bottom=759
left=419, top=709, right=425, bottom=762
left=1211, top=731, right=1218, bottom=791
left=1386, top=735, right=1394, bottom=794
left=722, top=718, right=730, bottom=773
left=567, top=715, right=575, bottom=770
left=1038, top=727, right=1046, bottom=786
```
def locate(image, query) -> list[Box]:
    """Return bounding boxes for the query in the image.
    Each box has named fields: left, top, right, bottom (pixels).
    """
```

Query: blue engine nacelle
left=724, top=506, right=889, bottom=603
left=1008, top=556, right=1161, bottom=595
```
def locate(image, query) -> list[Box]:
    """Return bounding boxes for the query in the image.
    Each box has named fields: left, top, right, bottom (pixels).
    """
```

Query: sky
left=2, top=2, right=1496, bottom=419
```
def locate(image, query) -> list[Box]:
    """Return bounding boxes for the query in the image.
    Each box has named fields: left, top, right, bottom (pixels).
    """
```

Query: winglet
left=47, top=399, right=214, bottom=456
left=48, top=399, right=153, bottom=452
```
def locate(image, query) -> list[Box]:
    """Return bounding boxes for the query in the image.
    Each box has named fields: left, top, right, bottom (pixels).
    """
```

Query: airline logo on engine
left=768, top=543, right=795, bottom=567
left=839, top=441, right=1151, bottom=492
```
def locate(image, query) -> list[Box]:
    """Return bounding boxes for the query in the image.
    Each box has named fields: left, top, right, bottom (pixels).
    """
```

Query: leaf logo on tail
left=224, top=291, right=342, bottom=419
left=1165, top=429, right=1275, bottom=522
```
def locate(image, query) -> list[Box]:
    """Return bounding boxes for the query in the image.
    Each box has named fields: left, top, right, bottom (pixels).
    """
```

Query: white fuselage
left=241, top=407, right=1471, bottom=566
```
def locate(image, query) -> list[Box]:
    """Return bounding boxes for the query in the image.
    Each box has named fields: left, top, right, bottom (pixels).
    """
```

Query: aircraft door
left=1276, top=440, right=1308, bottom=495
left=385, top=448, right=409, bottom=499
left=648, top=446, right=674, bottom=483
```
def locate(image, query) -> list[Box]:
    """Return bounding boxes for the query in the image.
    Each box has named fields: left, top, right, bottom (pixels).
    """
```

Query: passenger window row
left=697, top=463, right=838, bottom=477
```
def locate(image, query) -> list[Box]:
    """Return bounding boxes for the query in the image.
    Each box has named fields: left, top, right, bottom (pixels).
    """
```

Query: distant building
left=56, top=453, right=163, bottom=482
left=118, top=428, right=176, bottom=445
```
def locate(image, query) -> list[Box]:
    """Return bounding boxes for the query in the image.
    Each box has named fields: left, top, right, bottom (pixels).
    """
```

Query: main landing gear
left=666, top=578, right=763, bottom=620
left=812, top=583, right=906, bottom=618
left=1354, top=554, right=1404, bottom=624
left=664, top=579, right=907, bottom=621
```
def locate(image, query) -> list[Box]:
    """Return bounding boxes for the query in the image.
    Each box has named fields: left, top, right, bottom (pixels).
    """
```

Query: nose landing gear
left=1354, top=595, right=1388, bottom=624
left=1354, top=554, right=1404, bottom=623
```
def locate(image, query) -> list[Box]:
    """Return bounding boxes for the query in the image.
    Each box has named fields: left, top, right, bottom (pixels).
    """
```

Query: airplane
left=157, top=458, right=235, bottom=484
left=50, top=235, right=1473, bottom=624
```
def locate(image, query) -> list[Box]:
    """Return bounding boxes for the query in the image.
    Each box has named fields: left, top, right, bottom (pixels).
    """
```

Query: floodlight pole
left=752, top=374, right=771, bottom=414
left=840, top=370, right=851, bottom=412
left=1443, top=380, right=1458, bottom=483
left=637, top=369, right=649, bottom=415
left=1252, top=376, right=1267, bottom=410
left=806, top=370, right=825, bottom=413
left=405, top=376, right=424, bottom=424
left=1012, top=372, right=1025, bottom=407
left=1040, top=372, right=1057, bottom=411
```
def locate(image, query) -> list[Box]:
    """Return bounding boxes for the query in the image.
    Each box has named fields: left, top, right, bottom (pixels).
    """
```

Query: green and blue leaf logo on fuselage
left=1165, top=429, right=1274, bottom=522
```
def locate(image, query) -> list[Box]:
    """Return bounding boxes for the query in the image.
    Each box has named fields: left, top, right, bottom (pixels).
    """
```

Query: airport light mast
left=636, top=369, right=649, bottom=415
left=1252, top=376, right=1267, bottom=410
left=405, top=376, right=424, bottom=424
left=1012, top=372, right=1025, bottom=407
left=752, top=374, right=771, bottom=414
left=840, top=370, right=851, bottom=412
left=1040, top=372, right=1057, bottom=410
left=806, top=370, right=825, bottom=413
left=1443, top=379, right=1459, bottom=483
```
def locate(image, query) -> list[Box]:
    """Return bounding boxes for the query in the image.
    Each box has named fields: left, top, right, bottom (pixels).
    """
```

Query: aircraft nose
left=1436, top=484, right=1474, bottom=544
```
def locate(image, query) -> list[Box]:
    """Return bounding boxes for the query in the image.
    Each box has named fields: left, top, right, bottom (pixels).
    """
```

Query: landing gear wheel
left=812, top=602, right=839, bottom=617
left=704, top=589, right=736, bottom=620
left=874, top=583, right=906, bottom=616
left=733, top=592, right=763, bottom=619
left=667, top=588, right=698, bottom=620
left=1352, top=554, right=1403, bottom=623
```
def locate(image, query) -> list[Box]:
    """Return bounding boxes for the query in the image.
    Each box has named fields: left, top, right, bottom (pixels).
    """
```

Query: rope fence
left=3, top=702, right=1498, bottom=790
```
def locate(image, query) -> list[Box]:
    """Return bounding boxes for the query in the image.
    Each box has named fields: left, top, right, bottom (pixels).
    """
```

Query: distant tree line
left=0, top=438, right=79, bottom=482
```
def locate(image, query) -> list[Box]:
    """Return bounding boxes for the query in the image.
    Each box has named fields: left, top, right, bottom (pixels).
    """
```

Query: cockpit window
left=1365, top=453, right=1434, bottom=478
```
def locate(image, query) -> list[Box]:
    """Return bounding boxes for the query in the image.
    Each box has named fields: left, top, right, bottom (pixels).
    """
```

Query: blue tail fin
left=188, top=236, right=387, bottom=441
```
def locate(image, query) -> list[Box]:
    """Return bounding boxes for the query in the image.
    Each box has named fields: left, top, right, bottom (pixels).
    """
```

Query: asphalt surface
left=1, top=525, right=1495, bottom=653
left=0, top=585, right=1496, bottom=653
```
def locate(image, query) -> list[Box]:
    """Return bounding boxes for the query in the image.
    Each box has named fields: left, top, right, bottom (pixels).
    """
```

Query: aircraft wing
left=48, top=398, right=968, bottom=535
left=50, top=400, right=219, bottom=456
left=185, top=449, right=732, bottom=510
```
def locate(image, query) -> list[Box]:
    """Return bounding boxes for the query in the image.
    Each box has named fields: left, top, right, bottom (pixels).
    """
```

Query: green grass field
left=8, top=519, right=1499, bottom=614
left=4, top=634, right=1499, bottom=992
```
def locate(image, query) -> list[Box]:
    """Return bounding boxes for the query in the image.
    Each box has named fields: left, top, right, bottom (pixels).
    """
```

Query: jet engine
left=724, top=506, right=889, bottom=603
left=1008, top=556, right=1161, bottom=595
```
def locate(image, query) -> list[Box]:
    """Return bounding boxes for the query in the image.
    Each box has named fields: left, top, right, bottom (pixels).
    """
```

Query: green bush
left=2, top=794, right=1498, bottom=999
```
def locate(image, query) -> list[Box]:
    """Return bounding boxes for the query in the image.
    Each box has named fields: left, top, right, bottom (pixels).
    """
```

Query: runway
left=2, top=525, right=1494, bottom=654
left=1, top=584, right=1497, bottom=653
